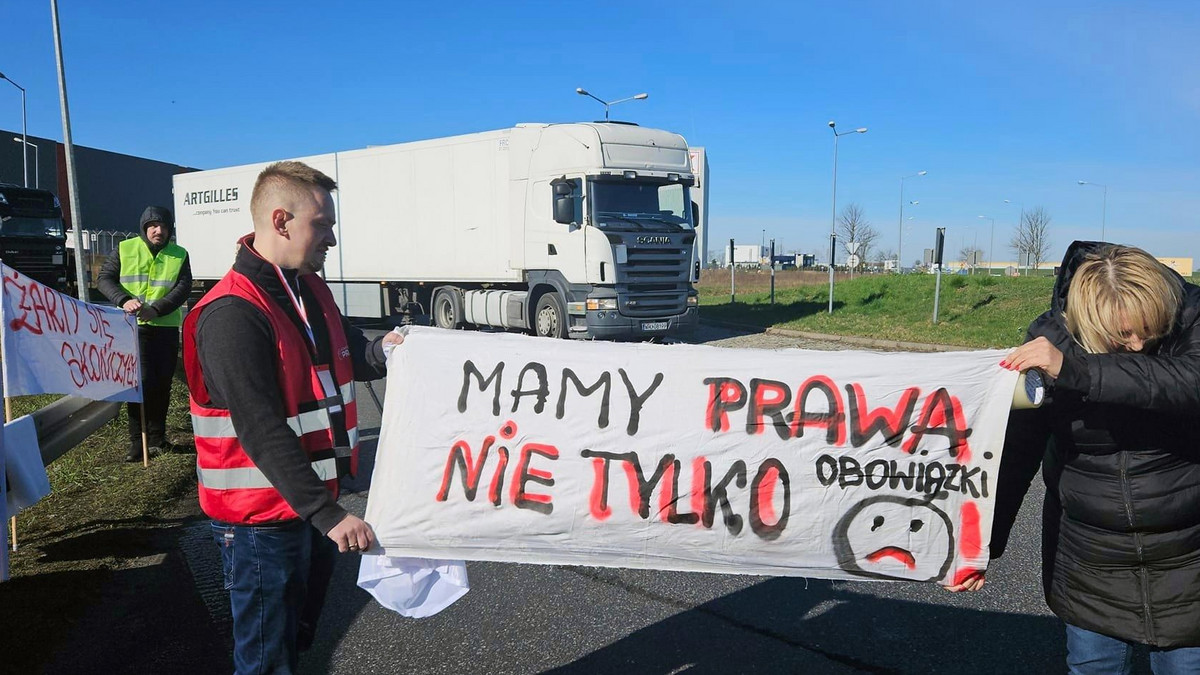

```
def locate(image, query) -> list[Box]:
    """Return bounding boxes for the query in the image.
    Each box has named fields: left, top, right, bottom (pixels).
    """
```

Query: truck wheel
left=432, top=287, right=462, bottom=329
left=534, top=292, right=567, bottom=339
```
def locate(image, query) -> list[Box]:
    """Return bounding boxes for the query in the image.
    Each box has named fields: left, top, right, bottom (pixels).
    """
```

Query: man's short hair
left=1065, top=244, right=1181, bottom=354
left=250, top=161, right=338, bottom=221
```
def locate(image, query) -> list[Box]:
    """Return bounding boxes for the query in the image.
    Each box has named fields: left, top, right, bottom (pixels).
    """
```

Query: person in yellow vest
left=97, top=205, right=193, bottom=462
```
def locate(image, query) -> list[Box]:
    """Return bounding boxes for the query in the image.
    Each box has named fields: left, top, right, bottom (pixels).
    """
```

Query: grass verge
left=699, top=272, right=1056, bottom=349
left=5, top=372, right=199, bottom=577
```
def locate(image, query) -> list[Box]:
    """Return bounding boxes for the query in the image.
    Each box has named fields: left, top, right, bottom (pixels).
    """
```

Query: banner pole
left=133, top=311, right=148, bottom=467
left=4, top=397, right=14, bottom=552
left=140, top=404, right=149, bottom=468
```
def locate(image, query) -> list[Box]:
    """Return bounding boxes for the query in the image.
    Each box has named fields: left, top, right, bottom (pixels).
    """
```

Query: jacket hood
left=139, top=205, right=174, bottom=237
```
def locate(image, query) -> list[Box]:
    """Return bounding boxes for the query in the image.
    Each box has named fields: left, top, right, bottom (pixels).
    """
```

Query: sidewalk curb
left=698, top=319, right=975, bottom=353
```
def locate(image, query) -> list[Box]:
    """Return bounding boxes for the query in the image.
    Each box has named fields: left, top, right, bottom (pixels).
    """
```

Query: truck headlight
left=587, top=298, right=618, bottom=310
left=687, top=296, right=699, bottom=306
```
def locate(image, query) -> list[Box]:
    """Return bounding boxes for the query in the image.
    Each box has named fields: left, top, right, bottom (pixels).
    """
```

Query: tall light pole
left=978, top=215, right=994, bottom=275
left=11, top=138, right=38, bottom=189
left=897, top=170, right=926, bottom=272
left=0, top=71, right=28, bottom=188
left=51, top=0, right=90, bottom=300
left=1077, top=180, right=1108, bottom=242
left=828, top=120, right=868, bottom=313
left=1003, top=199, right=1024, bottom=272
left=575, top=88, right=648, bottom=121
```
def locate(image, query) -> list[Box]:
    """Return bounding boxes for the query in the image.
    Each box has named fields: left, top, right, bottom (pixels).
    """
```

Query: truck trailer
left=174, top=122, right=701, bottom=340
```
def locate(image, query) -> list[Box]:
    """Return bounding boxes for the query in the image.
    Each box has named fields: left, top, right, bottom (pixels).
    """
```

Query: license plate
left=641, top=321, right=669, bottom=331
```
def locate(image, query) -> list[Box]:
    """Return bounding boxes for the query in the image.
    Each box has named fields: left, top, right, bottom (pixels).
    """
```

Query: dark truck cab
left=0, top=184, right=69, bottom=291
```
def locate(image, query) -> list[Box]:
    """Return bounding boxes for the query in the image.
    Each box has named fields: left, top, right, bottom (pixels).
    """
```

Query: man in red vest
left=183, top=161, right=403, bottom=673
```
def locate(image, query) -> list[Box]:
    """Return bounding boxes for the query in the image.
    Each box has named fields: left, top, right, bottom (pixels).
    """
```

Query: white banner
left=366, top=327, right=1018, bottom=585
left=5, top=414, right=49, bottom=515
left=1, top=263, right=141, bottom=402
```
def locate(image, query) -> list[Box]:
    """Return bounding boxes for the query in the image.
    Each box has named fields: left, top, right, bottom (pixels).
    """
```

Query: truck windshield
left=0, top=216, right=66, bottom=238
left=590, top=180, right=693, bottom=232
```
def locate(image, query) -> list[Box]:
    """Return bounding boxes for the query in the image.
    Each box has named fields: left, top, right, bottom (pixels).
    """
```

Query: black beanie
left=140, top=205, right=174, bottom=234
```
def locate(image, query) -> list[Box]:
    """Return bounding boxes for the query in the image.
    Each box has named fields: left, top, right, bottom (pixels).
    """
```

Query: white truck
left=173, top=122, right=702, bottom=340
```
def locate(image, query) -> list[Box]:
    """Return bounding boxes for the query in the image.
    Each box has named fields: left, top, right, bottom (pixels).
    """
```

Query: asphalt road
left=277, top=324, right=1064, bottom=675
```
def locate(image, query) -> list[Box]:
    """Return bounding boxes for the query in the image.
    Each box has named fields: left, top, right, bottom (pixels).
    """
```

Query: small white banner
left=1, top=263, right=141, bottom=402
left=4, top=414, right=49, bottom=515
left=366, top=327, right=1018, bottom=585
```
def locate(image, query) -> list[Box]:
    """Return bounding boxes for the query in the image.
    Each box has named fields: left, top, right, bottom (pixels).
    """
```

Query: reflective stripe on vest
left=196, top=457, right=339, bottom=490
left=190, top=413, right=360, bottom=452
left=183, top=257, right=361, bottom=526
left=118, top=238, right=186, bottom=327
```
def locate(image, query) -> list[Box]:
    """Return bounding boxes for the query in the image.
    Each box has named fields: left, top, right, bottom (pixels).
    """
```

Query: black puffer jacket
left=992, top=241, right=1200, bottom=647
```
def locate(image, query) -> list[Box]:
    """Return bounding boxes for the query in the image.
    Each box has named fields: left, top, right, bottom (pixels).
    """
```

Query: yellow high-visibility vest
left=118, top=237, right=187, bottom=327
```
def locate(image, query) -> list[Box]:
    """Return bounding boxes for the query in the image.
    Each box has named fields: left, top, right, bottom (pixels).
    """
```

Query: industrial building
left=1, top=128, right=196, bottom=233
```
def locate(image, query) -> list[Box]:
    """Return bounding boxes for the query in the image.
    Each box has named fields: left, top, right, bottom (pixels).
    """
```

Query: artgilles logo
left=184, top=187, right=239, bottom=206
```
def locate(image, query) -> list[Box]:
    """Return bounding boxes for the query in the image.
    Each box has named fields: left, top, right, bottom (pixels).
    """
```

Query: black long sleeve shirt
left=192, top=244, right=387, bottom=534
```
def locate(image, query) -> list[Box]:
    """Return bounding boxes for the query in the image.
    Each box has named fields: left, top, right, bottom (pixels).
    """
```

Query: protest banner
left=1, top=263, right=141, bottom=402
left=364, top=327, right=1019, bottom=586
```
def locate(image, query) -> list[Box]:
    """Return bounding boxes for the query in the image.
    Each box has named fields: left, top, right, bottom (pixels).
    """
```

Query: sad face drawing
left=833, top=495, right=955, bottom=582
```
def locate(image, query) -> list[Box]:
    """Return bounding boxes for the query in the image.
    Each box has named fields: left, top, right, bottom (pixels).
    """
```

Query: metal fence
left=80, top=229, right=138, bottom=289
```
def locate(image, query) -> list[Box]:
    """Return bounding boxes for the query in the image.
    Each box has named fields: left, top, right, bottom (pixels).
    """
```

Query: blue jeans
left=211, top=520, right=336, bottom=675
left=1066, top=623, right=1200, bottom=675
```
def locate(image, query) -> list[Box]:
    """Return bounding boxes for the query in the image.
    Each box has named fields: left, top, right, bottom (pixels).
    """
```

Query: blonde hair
left=1064, top=245, right=1180, bottom=354
left=250, top=161, right=338, bottom=222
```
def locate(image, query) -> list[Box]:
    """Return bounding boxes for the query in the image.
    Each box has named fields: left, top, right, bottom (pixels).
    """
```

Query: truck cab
left=521, top=123, right=700, bottom=339
left=0, top=184, right=69, bottom=291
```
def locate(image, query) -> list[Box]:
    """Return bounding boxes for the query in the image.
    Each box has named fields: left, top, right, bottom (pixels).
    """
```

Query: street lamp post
left=0, top=72, right=28, bottom=188
left=575, top=88, right=648, bottom=121
left=1003, top=199, right=1024, bottom=274
left=978, top=215, right=995, bottom=274
left=897, top=171, right=926, bottom=272
left=1077, top=180, right=1108, bottom=242
left=11, top=138, right=39, bottom=189
left=827, top=120, right=868, bottom=313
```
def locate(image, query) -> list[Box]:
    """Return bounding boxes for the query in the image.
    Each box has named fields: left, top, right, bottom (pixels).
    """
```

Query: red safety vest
left=183, top=263, right=359, bottom=525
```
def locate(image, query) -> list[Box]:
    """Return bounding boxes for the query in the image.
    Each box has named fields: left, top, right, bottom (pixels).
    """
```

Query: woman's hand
left=1001, top=336, right=1064, bottom=378
left=943, top=570, right=986, bottom=592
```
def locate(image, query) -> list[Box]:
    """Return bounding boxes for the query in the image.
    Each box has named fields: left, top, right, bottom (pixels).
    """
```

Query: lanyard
left=272, top=264, right=317, bottom=351
left=271, top=265, right=341, bottom=405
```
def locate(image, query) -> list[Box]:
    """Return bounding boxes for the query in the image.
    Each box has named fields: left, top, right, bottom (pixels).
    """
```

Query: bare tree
left=959, top=246, right=984, bottom=270
left=837, top=203, right=879, bottom=271
left=1010, top=207, right=1052, bottom=271
left=878, top=246, right=897, bottom=269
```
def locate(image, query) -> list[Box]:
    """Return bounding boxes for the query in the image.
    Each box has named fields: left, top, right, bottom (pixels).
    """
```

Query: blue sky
left=3, top=1, right=1198, bottom=267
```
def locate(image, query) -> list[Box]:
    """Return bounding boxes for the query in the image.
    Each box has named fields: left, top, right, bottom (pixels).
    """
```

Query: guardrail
left=30, top=396, right=121, bottom=466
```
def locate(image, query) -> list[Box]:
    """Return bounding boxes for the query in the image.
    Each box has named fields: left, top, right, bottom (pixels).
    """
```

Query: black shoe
left=125, top=446, right=143, bottom=463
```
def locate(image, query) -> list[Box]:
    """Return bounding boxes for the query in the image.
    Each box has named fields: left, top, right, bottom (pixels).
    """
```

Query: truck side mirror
left=553, top=196, right=575, bottom=224
left=551, top=180, right=575, bottom=224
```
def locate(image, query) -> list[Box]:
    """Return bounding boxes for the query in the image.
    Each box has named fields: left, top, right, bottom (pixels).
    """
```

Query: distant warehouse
left=0, top=127, right=196, bottom=234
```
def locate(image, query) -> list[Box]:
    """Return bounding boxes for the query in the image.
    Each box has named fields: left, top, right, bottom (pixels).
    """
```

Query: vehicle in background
left=0, top=183, right=70, bottom=292
left=174, top=122, right=702, bottom=340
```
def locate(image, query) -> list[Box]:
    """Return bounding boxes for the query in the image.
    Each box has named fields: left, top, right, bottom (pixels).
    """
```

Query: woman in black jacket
left=990, top=241, right=1200, bottom=674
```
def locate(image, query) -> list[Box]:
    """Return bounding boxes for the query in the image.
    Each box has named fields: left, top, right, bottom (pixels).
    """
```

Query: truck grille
left=608, top=233, right=694, bottom=317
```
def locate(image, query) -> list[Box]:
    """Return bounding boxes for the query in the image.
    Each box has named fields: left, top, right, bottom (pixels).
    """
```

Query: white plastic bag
left=357, top=554, right=469, bottom=618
